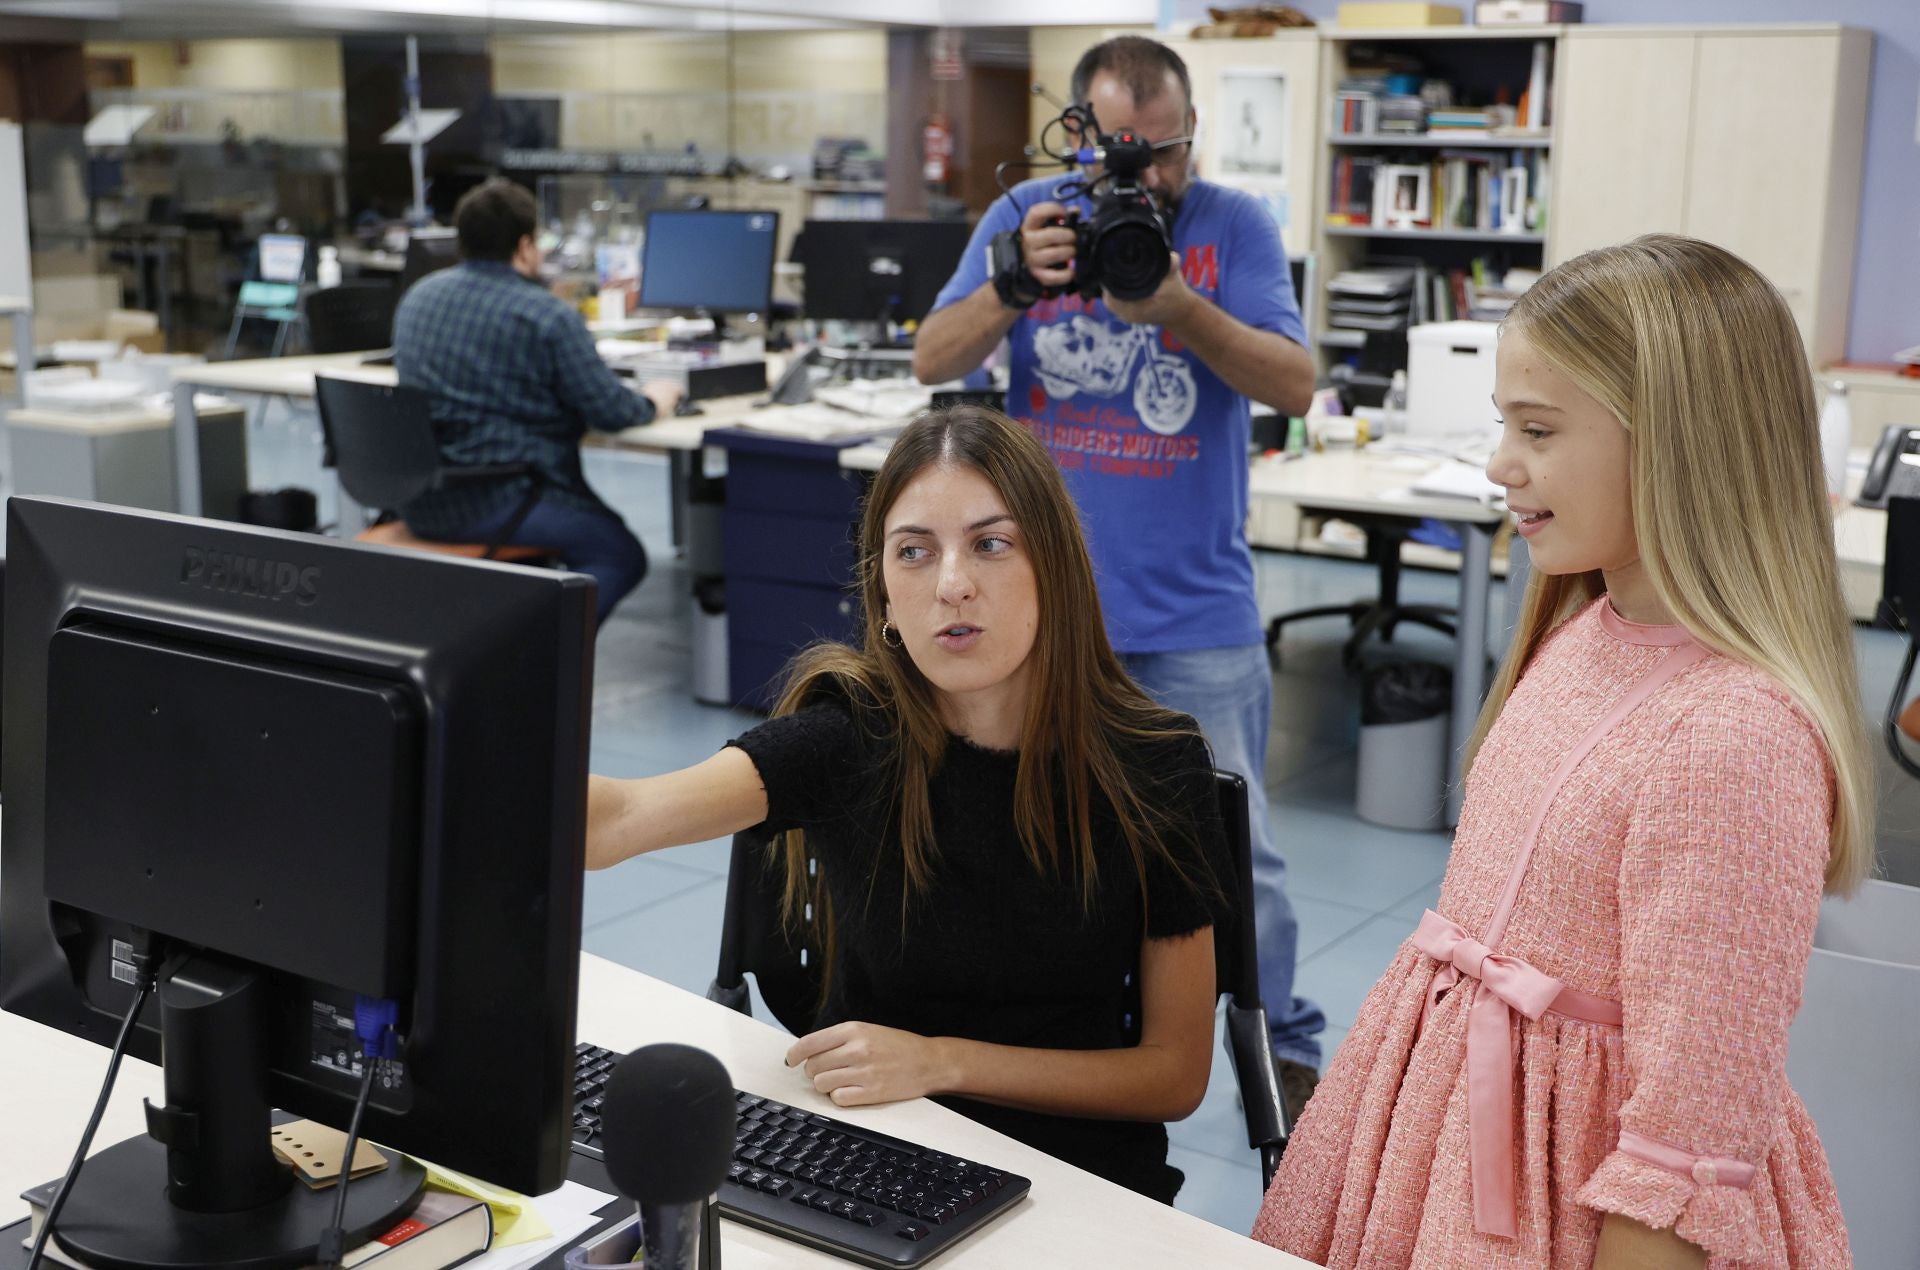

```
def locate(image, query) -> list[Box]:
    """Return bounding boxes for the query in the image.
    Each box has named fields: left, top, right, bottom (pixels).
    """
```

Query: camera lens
left=1096, top=217, right=1171, bottom=301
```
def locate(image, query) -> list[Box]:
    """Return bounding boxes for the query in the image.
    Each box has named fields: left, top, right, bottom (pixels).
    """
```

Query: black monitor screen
left=1, top=498, right=595, bottom=1243
left=795, top=219, right=974, bottom=325
left=640, top=210, right=778, bottom=314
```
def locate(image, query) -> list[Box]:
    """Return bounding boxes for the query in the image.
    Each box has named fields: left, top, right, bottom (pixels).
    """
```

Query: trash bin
left=1355, top=661, right=1451, bottom=831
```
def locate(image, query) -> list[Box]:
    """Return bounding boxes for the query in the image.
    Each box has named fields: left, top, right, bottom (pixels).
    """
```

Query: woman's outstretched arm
left=585, top=747, right=768, bottom=870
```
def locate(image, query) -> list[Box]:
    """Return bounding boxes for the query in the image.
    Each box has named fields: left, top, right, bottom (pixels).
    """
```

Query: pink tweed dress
left=1253, top=596, right=1851, bottom=1268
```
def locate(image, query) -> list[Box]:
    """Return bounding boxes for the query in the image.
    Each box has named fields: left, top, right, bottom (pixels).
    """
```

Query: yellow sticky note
left=406, top=1158, right=553, bottom=1248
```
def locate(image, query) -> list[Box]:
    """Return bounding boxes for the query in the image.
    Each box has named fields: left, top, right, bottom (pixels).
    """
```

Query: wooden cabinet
left=1173, top=33, right=1321, bottom=258
left=1548, top=30, right=1694, bottom=262
left=1549, top=25, right=1870, bottom=365
left=1684, top=29, right=1869, bottom=366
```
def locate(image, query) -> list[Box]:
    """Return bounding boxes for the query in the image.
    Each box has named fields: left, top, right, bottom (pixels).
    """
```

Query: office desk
left=169, top=354, right=725, bottom=530
left=0, top=294, right=31, bottom=407
left=7, top=401, right=247, bottom=518
left=168, top=353, right=389, bottom=516
left=1, top=954, right=1312, bottom=1269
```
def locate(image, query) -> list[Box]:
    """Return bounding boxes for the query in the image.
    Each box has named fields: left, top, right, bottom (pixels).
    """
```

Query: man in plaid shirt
left=394, top=178, right=682, bottom=627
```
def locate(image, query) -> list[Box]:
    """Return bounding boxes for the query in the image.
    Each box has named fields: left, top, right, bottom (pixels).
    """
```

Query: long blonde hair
left=773, top=406, right=1212, bottom=955
left=1467, top=234, right=1874, bottom=894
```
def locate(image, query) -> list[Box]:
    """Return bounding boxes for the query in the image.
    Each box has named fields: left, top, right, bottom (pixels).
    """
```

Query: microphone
left=600, top=1043, right=737, bottom=1270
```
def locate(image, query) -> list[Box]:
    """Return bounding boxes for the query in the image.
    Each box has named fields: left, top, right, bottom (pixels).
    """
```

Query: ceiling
left=0, top=0, right=1157, bottom=37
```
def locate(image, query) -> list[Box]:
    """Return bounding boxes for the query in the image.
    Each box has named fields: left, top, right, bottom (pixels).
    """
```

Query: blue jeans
left=1121, top=643, right=1326, bottom=1068
left=416, top=494, right=646, bottom=628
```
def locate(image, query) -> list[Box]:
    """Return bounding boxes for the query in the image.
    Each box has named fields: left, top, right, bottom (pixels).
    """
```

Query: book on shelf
left=20, top=1182, right=493, bottom=1270
left=1369, top=149, right=1546, bottom=233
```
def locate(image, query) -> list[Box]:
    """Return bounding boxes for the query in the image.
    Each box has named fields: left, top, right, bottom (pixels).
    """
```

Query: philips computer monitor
left=794, top=219, right=973, bottom=326
left=638, top=209, right=779, bottom=316
left=1, top=498, right=595, bottom=1268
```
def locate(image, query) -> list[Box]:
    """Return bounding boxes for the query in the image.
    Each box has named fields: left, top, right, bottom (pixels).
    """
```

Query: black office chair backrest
left=707, top=769, right=1290, bottom=1187
left=305, top=281, right=398, bottom=355
left=1887, top=496, right=1920, bottom=631
left=1209, top=770, right=1290, bottom=1183
left=313, top=376, right=445, bottom=513
left=709, top=827, right=825, bottom=1039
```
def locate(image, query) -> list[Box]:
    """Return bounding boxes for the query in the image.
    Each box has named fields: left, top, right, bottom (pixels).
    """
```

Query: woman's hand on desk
left=787, top=1022, right=957, bottom=1108
left=782, top=929, right=1215, bottom=1121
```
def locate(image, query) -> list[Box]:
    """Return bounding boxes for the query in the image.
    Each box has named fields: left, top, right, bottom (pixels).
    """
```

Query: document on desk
left=457, top=1180, right=616, bottom=1270
left=1408, top=459, right=1504, bottom=504
left=732, top=403, right=909, bottom=442
left=810, top=380, right=935, bottom=420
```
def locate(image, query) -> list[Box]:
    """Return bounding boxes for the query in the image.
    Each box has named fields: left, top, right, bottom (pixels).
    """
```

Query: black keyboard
left=571, top=1043, right=1030, bottom=1267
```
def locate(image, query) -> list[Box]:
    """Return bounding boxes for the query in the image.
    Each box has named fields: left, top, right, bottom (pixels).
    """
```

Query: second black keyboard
left=571, top=1043, right=1031, bottom=1267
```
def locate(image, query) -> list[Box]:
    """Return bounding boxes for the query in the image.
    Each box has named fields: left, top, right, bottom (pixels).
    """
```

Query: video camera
left=994, top=102, right=1183, bottom=304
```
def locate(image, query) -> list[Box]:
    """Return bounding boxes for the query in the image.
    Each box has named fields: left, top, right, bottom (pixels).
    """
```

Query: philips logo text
left=180, top=548, right=320, bottom=606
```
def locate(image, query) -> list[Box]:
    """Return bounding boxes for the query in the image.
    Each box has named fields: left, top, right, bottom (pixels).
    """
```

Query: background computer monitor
left=794, top=218, right=973, bottom=326
left=401, top=228, right=461, bottom=292
left=638, top=209, right=778, bottom=315
left=1, top=498, right=595, bottom=1264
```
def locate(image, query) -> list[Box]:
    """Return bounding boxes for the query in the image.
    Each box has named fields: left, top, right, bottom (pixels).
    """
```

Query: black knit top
left=728, top=686, right=1223, bottom=1202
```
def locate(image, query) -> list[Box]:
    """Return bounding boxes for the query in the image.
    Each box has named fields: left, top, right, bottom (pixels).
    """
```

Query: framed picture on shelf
left=1213, top=68, right=1288, bottom=183
left=1379, top=164, right=1430, bottom=229
left=1500, top=165, right=1530, bottom=232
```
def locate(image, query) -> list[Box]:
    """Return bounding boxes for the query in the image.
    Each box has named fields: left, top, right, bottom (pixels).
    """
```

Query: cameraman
left=915, top=36, right=1325, bottom=1115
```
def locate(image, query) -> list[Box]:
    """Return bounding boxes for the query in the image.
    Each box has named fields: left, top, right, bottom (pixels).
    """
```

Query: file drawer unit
left=710, top=429, right=871, bottom=712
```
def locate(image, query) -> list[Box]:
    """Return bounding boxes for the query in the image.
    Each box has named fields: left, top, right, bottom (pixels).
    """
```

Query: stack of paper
left=733, top=404, right=908, bottom=442
left=1409, top=458, right=1503, bottom=503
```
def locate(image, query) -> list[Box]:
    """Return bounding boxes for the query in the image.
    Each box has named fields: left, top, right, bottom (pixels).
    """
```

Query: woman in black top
left=586, top=405, right=1225, bottom=1202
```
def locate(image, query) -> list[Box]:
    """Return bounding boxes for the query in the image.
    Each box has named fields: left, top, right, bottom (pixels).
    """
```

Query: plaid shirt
left=393, top=260, right=654, bottom=535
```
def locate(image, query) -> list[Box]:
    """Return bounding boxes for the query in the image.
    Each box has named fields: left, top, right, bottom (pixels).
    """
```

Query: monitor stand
left=48, top=952, right=424, bottom=1270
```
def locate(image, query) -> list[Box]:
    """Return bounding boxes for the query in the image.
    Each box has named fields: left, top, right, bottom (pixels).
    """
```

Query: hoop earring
left=880, top=620, right=903, bottom=649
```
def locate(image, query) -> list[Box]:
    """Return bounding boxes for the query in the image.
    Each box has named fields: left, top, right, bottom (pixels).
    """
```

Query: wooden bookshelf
left=1329, top=132, right=1552, bottom=148
left=1325, top=226, right=1547, bottom=244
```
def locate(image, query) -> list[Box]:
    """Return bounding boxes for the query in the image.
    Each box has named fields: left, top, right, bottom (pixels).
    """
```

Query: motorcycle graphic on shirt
left=1031, top=316, right=1198, bottom=436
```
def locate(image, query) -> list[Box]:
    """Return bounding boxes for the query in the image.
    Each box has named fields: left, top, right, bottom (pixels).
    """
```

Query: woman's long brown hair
left=770, top=406, right=1213, bottom=972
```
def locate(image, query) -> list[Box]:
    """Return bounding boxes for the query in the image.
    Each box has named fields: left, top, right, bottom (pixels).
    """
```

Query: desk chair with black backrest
left=313, top=375, right=558, bottom=564
left=706, top=769, right=1292, bottom=1189
left=1882, top=496, right=1920, bottom=777
left=1266, top=513, right=1458, bottom=668
left=303, top=281, right=399, bottom=355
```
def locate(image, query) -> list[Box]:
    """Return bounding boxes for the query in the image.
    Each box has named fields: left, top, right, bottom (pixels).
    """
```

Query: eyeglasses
left=1148, top=136, right=1193, bottom=169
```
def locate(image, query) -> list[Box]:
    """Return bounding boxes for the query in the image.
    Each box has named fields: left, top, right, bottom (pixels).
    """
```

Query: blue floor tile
left=1269, top=800, right=1451, bottom=911
left=1168, top=1142, right=1264, bottom=1237
left=582, top=854, right=712, bottom=930
left=1292, top=894, right=1376, bottom=962
left=580, top=878, right=728, bottom=998
left=1296, top=916, right=1414, bottom=1030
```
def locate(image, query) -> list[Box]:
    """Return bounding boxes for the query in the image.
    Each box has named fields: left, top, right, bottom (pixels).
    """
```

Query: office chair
left=313, top=376, right=558, bottom=564
left=1266, top=513, right=1458, bottom=669
left=705, top=769, right=1292, bottom=1189
left=303, top=281, right=399, bottom=355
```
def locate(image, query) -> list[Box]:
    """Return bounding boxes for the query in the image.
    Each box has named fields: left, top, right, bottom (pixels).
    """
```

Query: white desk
left=1, top=955, right=1313, bottom=1269
left=168, top=353, right=729, bottom=536
left=0, top=293, right=32, bottom=407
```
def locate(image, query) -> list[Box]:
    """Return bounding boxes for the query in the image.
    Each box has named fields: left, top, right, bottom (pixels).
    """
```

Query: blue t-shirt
left=931, top=177, right=1306, bottom=653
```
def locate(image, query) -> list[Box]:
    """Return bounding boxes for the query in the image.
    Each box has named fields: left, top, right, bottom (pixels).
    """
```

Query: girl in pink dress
left=1253, top=235, right=1875, bottom=1269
